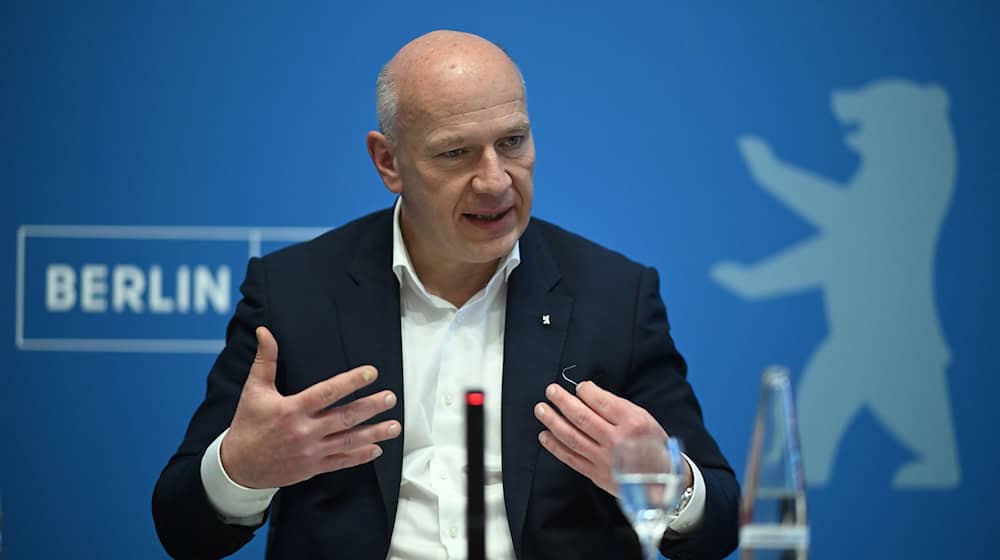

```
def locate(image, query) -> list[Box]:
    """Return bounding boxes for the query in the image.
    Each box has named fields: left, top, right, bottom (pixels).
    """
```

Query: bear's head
left=831, top=79, right=950, bottom=156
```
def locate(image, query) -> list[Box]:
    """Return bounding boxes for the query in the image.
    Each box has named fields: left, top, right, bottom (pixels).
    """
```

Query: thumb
left=247, top=326, right=279, bottom=388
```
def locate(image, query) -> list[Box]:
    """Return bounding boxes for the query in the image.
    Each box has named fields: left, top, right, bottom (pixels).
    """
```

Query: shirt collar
left=391, top=198, right=521, bottom=297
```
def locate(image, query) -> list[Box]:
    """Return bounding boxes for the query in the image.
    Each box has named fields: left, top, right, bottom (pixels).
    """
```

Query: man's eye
left=498, top=136, right=524, bottom=150
left=440, top=148, right=466, bottom=158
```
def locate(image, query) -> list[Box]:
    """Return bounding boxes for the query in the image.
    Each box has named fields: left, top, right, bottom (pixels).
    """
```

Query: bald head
left=375, top=30, right=526, bottom=144
left=365, top=31, right=535, bottom=289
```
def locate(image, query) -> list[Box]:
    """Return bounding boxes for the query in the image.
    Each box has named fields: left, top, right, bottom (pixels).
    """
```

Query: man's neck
left=409, top=253, right=500, bottom=308
left=396, top=204, right=507, bottom=308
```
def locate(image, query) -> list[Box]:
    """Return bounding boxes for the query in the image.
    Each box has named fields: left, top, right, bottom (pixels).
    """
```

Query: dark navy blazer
left=153, top=208, right=740, bottom=559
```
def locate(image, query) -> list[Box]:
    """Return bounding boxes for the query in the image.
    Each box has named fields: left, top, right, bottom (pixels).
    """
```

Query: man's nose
left=471, top=147, right=512, bottom=194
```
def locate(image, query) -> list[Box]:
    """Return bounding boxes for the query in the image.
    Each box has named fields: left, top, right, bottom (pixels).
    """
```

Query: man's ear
left=367, top=131, right=403, bottom=194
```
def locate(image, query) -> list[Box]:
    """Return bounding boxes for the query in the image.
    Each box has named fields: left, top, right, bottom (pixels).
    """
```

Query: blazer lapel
left=501, top=222, right=573, bottom=557
left=327, top=211, right=406, bottom=530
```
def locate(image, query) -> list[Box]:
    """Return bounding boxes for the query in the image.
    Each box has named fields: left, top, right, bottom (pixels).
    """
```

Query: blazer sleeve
left=627, top=267, right=741, bottom=560
left=152, top=257, right=271, bottom=559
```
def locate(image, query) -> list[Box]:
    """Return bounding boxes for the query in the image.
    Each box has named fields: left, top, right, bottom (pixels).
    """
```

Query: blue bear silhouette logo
left=712, top=78, right=960, bottom=489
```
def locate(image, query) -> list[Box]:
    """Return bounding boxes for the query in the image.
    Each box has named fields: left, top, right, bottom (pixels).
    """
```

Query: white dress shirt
left=199, top=199, right=707, bottom=557
left=386, top=200, right=519, bottom=559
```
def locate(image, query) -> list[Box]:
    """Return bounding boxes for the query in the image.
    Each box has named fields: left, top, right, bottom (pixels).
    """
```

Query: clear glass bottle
left=740, top=366, right=809, bottom=560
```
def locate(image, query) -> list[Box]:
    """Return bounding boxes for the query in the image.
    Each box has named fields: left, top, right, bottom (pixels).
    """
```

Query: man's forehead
left=397, top=72, right=527, bottom=142
left=401, top=61, right=523, bottom=110
left=391, top=35, right=523, bottom=104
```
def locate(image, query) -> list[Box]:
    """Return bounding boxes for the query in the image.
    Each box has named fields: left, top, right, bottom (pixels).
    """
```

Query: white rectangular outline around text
left=15, top=225, right=327, bottom=353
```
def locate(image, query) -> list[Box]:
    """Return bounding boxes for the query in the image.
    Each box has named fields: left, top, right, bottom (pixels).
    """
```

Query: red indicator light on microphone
left=466, top=392, right=484, bottom=406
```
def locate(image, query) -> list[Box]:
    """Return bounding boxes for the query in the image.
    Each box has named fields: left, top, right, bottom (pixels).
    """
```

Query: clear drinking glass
left=613, top=436, right=685, bottom=560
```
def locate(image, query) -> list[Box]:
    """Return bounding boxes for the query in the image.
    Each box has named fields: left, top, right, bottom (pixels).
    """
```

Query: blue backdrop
left=6, top=1, right=997, bottom=558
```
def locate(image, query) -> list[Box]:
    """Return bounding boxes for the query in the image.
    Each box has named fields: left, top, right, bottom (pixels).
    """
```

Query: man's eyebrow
left=428, top=134, right=466, bottom=149
left=505, top=121, right=531, bottom=134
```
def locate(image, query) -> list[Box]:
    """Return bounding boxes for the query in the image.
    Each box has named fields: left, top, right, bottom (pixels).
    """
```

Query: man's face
left=390, top=73, right=535, bottom=271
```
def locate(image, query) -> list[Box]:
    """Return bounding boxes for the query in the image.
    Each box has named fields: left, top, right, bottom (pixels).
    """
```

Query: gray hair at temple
left=374, top=43, right=526, bottom=145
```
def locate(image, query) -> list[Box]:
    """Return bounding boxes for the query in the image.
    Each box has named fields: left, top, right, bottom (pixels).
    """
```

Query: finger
left=575, top=380, right=633, bottom=425
left=296, top=365, right=379, bottom=413
left=534, top=401, right=602, bottom=458
left=577, top=381, right=665, bottom=438
left=321, top=420, right=401, bottom=455
left=316, top=390, right=397, bottom=433
left=538, top=430, right=596, bottom=478
left=544, top=384, right=615, bottom=445
left=319, top=444, right=384, bottom=473
left=247, top=326, right=278, bottom=388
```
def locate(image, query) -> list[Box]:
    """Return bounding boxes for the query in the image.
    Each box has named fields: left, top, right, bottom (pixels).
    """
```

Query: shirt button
left=444, top=394, right=453, bottom=406
left=440, top=471, right=449, bottom=480
left=449, top=527, right=458, bottom=538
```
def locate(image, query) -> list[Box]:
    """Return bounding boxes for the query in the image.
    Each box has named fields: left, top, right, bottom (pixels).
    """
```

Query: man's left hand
left=534, top=381, right=693, bottom=496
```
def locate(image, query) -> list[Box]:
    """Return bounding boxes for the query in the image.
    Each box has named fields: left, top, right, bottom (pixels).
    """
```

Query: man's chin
left=465, top=236, right=519, bottom=264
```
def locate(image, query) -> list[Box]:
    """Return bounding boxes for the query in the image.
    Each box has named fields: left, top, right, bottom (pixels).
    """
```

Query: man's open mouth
left=465, top=208, right=511, bottom=222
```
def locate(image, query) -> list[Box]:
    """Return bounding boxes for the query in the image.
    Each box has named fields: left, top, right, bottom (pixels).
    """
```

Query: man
left=153, top=30, right=739, bottom=559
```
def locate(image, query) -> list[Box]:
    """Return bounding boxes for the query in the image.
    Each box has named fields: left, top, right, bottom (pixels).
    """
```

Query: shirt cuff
left=200, top=428, right=278, bottom=525
left=666, top=453, right=707, bottom=534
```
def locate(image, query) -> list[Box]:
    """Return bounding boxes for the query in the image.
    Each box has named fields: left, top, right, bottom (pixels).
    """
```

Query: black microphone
left=465, top=390, right=485, bottom=560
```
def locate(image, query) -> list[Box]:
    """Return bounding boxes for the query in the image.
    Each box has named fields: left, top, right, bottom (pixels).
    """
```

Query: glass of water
left=613, top=436, right=685, bottom=560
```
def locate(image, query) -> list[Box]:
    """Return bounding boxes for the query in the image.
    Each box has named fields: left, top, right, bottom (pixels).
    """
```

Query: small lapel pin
left=541, top=314, right=551, bottom=326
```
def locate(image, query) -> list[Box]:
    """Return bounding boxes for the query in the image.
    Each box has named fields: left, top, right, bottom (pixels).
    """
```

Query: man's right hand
left=219, top=326, right=400, bottom=489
